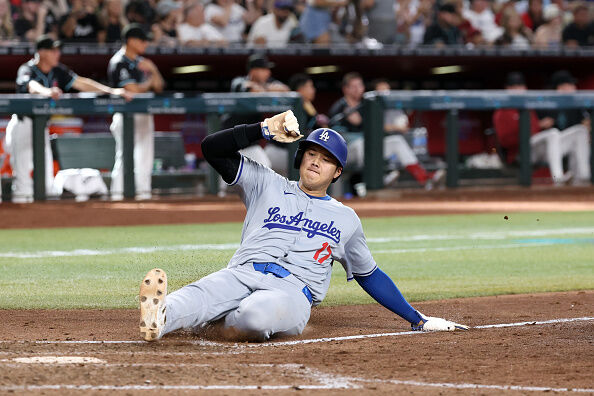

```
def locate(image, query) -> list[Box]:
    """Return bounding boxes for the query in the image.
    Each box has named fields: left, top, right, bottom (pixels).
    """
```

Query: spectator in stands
left=533, top=3, right=562, bottom=48
left=205, top=0, right=247, bottom=43
left=493, top=72, right=590, bottom=186
left=59, top=0, right=105, bottom=43
left=101, top=0, right=128, bottom=43
left=562, top=2, right=594, bottom=48
left=151, top=0, right=181, bottom=47
left=361, top=0, right=396, bottom=44
left=423, top=3, right=463, bottom=46
left=463, top=0, right=503, bottom=44
left=0, top=0, right=14, bottom=41
left=298, top=0, right=348, bottom=45
left=398, top=0, right=435, bottom=46
left=242, top=0, right=268, bottom=38
left=495, top=6, right=532, bottom=48
left=521, top=0, right=544, bottom=32
left=450, top=0, right=485, bottom=46
left=247, top=0, right=298, bottom=47
left=125, top=0, right=154, bottom=32
left=336, top=0, right=365, bottom=44
left=44, top=0, right=70, bottom=21
left=14, top=0, right=48, bottom=42
left=42, top=0, right=68, bottom=37
left=178, top=1, right=226, bottom=46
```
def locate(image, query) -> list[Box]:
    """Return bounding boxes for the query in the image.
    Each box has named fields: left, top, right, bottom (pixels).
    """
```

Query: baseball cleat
left=139, top=268, right=167, bottom=341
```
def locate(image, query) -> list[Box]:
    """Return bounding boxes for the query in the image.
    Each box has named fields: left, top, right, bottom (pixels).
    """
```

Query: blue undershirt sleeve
left=355, top=268, right=423, bottom=325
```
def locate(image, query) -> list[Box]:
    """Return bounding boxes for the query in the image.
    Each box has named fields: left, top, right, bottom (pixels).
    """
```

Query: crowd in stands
left=0, top=0, right=593, bottom=47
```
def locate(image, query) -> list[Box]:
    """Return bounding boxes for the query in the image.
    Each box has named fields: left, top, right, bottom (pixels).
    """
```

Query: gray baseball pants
left=162, top=263, right=312, bottom=341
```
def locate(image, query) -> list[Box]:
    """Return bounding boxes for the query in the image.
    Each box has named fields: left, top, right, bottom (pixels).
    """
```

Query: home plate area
left=0, top=292, right=592, bottom=394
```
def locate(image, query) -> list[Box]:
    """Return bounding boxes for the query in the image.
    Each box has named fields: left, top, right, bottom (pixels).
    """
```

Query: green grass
left=0, top=211, right=593, bottom=309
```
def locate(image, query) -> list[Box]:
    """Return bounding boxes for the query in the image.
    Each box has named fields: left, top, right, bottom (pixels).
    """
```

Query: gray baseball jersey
left=227, top=156, right=377, bottom=304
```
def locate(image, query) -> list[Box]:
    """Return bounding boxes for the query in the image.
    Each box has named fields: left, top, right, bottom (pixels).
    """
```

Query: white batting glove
left=411, top=312, right=469, bottom=331
left=261, top=110, right=303, bottom=143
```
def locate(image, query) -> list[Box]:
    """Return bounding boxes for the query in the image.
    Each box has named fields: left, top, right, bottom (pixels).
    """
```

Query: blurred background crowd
left=0, top=0, right=593, bottom=48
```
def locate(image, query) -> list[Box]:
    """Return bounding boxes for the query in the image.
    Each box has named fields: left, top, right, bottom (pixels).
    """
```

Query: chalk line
left=0, top=317, right=591, bottom=347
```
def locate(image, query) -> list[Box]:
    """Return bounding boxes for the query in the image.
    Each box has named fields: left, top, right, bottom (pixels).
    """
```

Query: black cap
left=551, top=70, right=576, bottom=88
left=36, top=35, right=62, bottom=51
left=122, top=23, right=150, bottom=41
left=439, top=3, right=456, bottom=13
left=505, top=72, right=526, bottom=87
left=247, top=54, right=275, bottom=71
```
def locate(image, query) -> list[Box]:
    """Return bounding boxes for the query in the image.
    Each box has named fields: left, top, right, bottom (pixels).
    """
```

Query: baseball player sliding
left=139, top=110, right=468, bottom=342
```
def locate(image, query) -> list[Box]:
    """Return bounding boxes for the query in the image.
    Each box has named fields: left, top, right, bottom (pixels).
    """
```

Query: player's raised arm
left=354, top=268, right=469, bottom=331
left=201, top=110, right=301, bottom=183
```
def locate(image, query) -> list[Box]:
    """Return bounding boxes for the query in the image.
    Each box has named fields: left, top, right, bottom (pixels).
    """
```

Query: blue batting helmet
left=294, top=128, right=348, bottom=183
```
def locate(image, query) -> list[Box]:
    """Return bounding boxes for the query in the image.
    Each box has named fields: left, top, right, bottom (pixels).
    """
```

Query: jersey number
left=313, top=242, right=332, bottom=264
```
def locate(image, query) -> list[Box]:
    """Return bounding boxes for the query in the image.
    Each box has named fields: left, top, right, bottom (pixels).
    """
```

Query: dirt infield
left=1, top=186, right=593, bottom=394
left=0, top=291, right=592, bottom=394
left=2, top=186, right=594, bottom=229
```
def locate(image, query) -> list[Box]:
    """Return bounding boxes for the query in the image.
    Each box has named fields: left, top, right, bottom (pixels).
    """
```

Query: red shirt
left=492, top=109, right=540, bottom=164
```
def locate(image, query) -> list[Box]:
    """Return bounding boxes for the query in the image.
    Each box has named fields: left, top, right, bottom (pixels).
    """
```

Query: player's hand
left=49, top=87, right=63, bottom=100
left=138, top=59, right=157, bottom=74
left=411, top=313, right=469, bottom=331
left=112, top=88, right=134, bottom=102
left=261, top=110, right=303, bottom=143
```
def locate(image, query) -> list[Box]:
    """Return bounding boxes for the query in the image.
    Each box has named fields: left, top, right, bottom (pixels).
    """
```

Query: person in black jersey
left=107, top=24, right=164, bottom=201
left=4, top=34, right=131, bottom=204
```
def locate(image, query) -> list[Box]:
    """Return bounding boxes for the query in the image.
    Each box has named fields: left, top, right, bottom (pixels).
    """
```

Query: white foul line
left=0, top=363, right=358, bottom=391
left=249, top=316, right=594, bottom=347
left=0, top=243, right=239, bottom=259
left=0, top=385, right=345, bottom=391
left=0, top=317, right=591, bottom=347
left=354, top=378, right=594, bottom=393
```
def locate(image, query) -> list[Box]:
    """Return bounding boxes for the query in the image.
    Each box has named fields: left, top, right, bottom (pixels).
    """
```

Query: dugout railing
left=362, top=90, right=594, bottom=190
left=0, top=93, right=305, bottom=201
left=2, top=91, right=594, bottom=201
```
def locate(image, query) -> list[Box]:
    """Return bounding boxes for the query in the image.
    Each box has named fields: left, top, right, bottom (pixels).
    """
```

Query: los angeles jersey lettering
left=226, top=157, right=377, bottom=305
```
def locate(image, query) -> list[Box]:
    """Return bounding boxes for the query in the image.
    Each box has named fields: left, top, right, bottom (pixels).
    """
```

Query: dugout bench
left=362, top=91, right=594, bottom=191
left=50, top=132, right=207, bottom=196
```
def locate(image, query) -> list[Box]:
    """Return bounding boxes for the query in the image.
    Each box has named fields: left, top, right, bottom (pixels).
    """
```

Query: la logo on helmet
left=319, top=130, right=330, bottom=142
